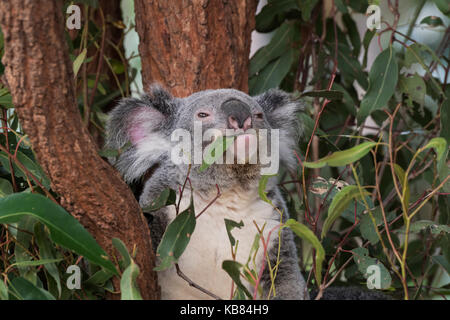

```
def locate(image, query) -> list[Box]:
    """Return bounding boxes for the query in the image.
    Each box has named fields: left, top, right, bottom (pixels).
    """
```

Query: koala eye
left=254, top=113, right=264, bottom=120
left=197, top=112, right=210, bottom=118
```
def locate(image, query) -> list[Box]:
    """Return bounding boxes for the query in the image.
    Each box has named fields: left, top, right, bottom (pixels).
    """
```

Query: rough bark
left=134, top=0, right=257, bottom=97
left=0, top=0, right=159, bottom=299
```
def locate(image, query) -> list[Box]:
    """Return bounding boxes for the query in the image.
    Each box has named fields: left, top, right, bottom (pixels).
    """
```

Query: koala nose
left=221, top=99, right=252, bottom=131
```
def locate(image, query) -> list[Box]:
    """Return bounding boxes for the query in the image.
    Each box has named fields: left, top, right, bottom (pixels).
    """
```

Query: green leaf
left=249, top=48, right=295, bottom=95
left=154, top=198, right=196, bottom=271
left=303, top=142, right=378, bottom=168
left=0, top=92, right=13, bottom=108
left=258, top=174, right=276, bottom=205
left=330, top=42, right=368, bottom=90
left=432, top=255, right=450, bottom=274
left=441, top=98, right=450, bottom=144
left=34, top=223, right=62, bottom=297
left=224, top=219, right=244, bottom=247
left=422, top=137, right=448, bottom=179
left=404, top=43, right=444, bottom=96
left=112, top=238, right=132, bottom=269
left=352, top=247, right=392, bottom=289
left=199, top=135, right=235, bottom=172
left=300, top=0, right=319, bottom=21
left=405, top=220, right=450, bottom=235
left=321, top=185, right=370, bottom=239
left=10, top=277, right=55, bottom=300
left=14, top=216, right=37, bottom=279
left=362, top=29, right=376, bottom=68
left=393, top=164, right=410, bottom=207
left=343, top=13, right=361, bottom=57
left=73, top=48, right=87, bottom=78
left=0, top=178, right=13, bottom=198
left=357, top=46, right=398, bottom=123
left=301, top=90, right=344, bottom=100
left=0, top=279, right=8, bottom=300
left=0, top=193, right=118, bottom=275
left=331, top=83, right=357, bottom=116
left=420, top=16, right=445, bottom=27
left=284, top=219, right=325, bottom=286
left=120, top=260, right=143, bottom=300
left=222, top=260, right=252, bottom=299
left=142, top=188, right=176, bottom=212
left=255, top=0, right=299, bottom=32
left=250, top=23, right=297, bottom=76
left=75, top=0, right=99, bottom=7
left=0, top=150, right=51, bottom=189
left=422, top=137, right=447, bottom=164
left=360, top=208, right=384, bottom=244
left=399, top=74, right=426, bottom=106
left=432, top=0, right=450, bottom=15
left=334, top=0, right=348, bottom=13
left=11, top=258, right=63, bottom=268
left=85, top=268, right=114, bottom=286
left=298, top=113, right=327, bottom=138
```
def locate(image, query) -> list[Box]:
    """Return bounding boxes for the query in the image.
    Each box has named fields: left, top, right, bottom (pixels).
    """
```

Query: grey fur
left=106, top=84, right=307, bottom=299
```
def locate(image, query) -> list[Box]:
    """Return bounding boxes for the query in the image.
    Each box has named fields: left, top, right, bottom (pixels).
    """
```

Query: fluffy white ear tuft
left=105, top=84, right=177, bottom=150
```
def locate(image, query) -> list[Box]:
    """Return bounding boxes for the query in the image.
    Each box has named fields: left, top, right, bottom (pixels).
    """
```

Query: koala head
left=106, top=84, right=303, bottom=193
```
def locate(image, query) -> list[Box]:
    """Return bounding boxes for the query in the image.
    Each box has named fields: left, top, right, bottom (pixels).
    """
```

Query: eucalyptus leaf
left=420, top=16, right=444, bottom=27
left=284, top=219, right=324, bottom=286
left=112, top=238, right=132, bottom=269
left=224, top=219, right=244, bottom=247
left=120, top=260, right=143, bottom=300
left=352, top=247, right=392, bottom=289
left=222, top=260, right=252, bottom=299
left=154, top=197, right=196, bottom=271
left=303, top=142, right=378, bottom=168
left=321, top=185, right=370, bottom=239
left=34, top=223, right=62, bottom=297
left=199, top=135, right=235, bottom=172
left=73, top=48, right=87, bottom=78
left=0, top=178, right=13, bottom=198
left=0, top=193, right=117, bottom=275
left=357, top=46, right=398, bottom=123
left=10, top=277, right=55, bottom=300
left=249, top=48, right=295, bottom=95
left=142, top=188, right=176, bottom=213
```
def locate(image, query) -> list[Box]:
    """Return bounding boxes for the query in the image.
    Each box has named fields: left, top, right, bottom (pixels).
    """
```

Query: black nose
left=221, top=99, right=252, bottom=130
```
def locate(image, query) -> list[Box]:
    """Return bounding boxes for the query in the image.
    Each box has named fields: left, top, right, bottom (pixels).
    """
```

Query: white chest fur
left=158, top=186, right=279, bottom=300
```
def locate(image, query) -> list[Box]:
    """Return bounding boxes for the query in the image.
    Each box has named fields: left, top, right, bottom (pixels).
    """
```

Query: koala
left=106, top=84, right=309, bottom=300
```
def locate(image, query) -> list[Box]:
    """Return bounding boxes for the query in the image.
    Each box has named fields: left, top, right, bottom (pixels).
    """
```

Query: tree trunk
left=134, top=0, right=257, bottom=97
left=0, top=0, right=159, bottom=299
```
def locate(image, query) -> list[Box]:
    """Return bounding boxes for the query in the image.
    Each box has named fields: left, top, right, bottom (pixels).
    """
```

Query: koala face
left=106, top=84, right=303, bottom=190
left=174, top=89, right=268, bottom=133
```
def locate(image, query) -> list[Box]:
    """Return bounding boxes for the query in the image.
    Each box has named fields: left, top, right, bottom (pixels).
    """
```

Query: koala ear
left=106, top=84, right=178, bottom=149
left=254, top=89, right=304, bottom=172
left=254, top=88, right=304, bottom=129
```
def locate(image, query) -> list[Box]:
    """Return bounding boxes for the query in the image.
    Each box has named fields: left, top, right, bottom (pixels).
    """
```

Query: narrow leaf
left=112, top=238, right=132, bottom=269
left=303, top=142, right=378, bottom=168
left=321, top=185, right=370, bottom=238
left=0, top=193, right=118, bottom=275
left=73, top=48, right=87, bottom=78
left=10, top=277, right=55, bottom=300
left=199, top=135, right=235, bottom=172
left=224, top=219, right=244, bottom=247
left=284, top=219, right=325, bottom=286
left=120, top=260, right=143, bottom=300
left=154, top=198, right=196, bottom=271
left=222, top=260, right=252, bottom=299
left=393, top=164, right=410, bottom=207
left=358, top=46, right=398, bottom=123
